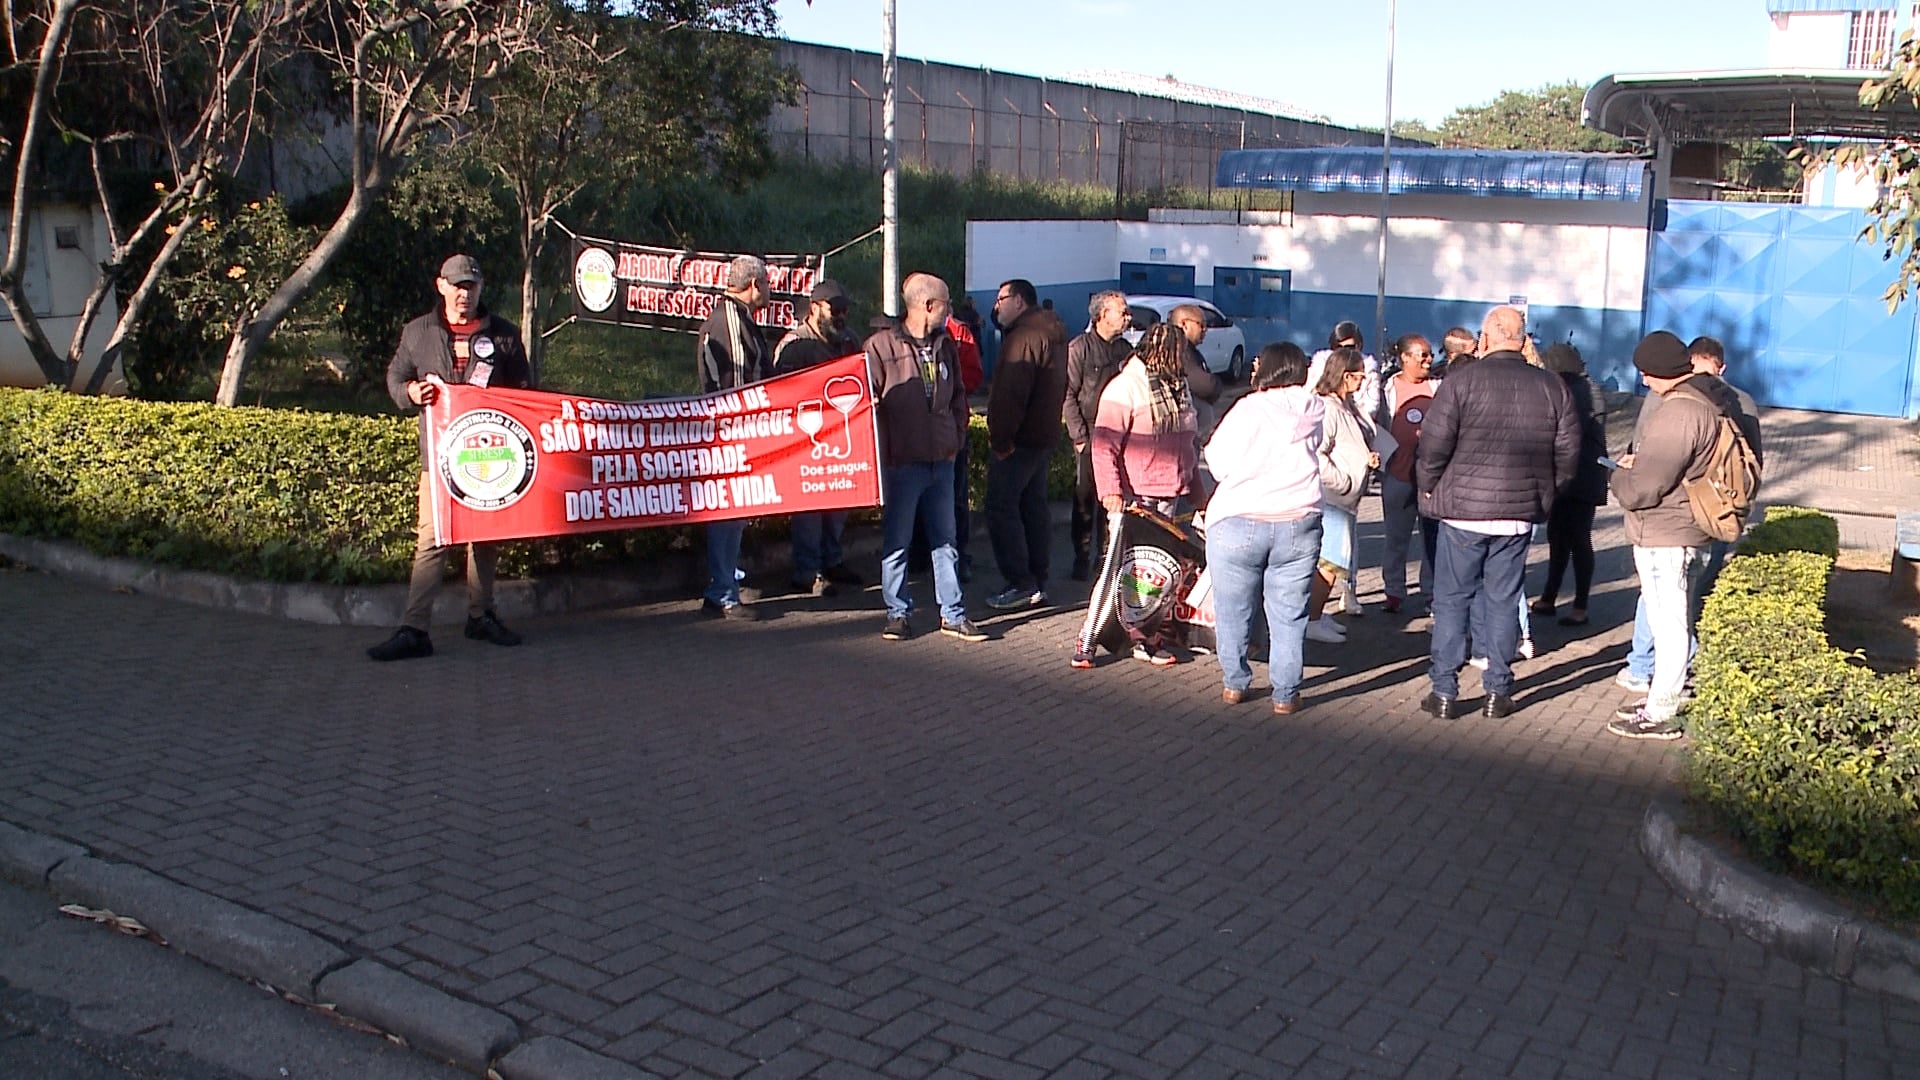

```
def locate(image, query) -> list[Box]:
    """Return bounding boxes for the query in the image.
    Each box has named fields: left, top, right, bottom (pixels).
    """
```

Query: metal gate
left=1644, top=201, right=1917, bottom=417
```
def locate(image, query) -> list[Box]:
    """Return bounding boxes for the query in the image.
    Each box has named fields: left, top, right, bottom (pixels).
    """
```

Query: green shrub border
left=1687, top=505, right=1920, bottom=917
left=0, top=389, right=1075, bottom=585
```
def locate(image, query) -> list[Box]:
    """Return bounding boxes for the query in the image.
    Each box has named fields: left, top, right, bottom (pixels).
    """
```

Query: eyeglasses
left=1409, top=351, right=1433, bottom=359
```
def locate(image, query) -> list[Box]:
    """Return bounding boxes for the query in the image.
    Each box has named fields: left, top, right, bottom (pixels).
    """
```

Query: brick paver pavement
left=3, top=406, right=1919, bottom=1078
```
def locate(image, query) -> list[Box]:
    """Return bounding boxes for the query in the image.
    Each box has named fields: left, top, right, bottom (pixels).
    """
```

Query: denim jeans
left=788, top=511, right=848, bottom=582
left=1634, top=545, right=1704, bottom=722
left=1379, top=474, right=1433, bottom=601
left=1430, top=524, right=1530, bottom=698
left=1624, top=591, right=1697, bottom=681
left=881, top=460, right=965, bottom=624
left=1208, top=513, right=1322, bottom=699
left=703, top=521, right=745, bottom=607
left=985, top=444, right=1054, bottom=594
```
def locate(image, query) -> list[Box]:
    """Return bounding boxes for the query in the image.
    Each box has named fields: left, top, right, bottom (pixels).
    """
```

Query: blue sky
left=772, top=0, right=1778, bottom=128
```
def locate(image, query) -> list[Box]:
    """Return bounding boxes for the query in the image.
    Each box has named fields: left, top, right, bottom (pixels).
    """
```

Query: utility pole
left=1374, top=0, right=1397, bottom=355
left=882, top=0, right=900, bottom=315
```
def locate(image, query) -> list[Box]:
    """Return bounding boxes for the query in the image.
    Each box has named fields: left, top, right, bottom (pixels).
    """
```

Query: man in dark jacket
left=693, top=255, right=771, bottom=621
left=983, top=278, right=1069, bottom=610
left=1168, top=303, right=1223, bottom=433
left=1063, top=290, right=1133, bottom=579
left=773, top=278, right=866, bottom=597
left=368, top=254, right=532, bottom=662
left=1415, top=305, right=1580, bottom=718
left=866, top=272, right=987, bottom=643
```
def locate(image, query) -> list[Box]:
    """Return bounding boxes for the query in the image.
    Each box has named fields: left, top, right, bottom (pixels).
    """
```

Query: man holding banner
left=867, top=273, right=988, bottom=643
left=694, top=255, right=773, bottom=621
left=773, top=278, right=866, bottom=597
left=368, top=254, right=532, bottom=662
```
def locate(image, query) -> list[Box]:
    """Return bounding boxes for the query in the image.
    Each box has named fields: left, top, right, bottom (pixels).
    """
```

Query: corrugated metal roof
left=1214, top=148, right=1650, bottom=202
left=1765, top=1, right=1896, bottom=12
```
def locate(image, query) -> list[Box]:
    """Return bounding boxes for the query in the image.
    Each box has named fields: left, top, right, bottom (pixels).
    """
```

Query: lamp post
left=1375, top=0, right=1396, bottom=355
left=882, top=0, right=899, bottom=315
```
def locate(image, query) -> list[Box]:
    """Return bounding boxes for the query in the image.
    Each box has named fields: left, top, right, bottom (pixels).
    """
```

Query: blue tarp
left=1214, top=148, right=1650, bottom=202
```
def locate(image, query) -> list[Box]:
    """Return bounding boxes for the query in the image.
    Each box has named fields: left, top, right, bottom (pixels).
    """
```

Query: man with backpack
left=1607, top=331, right=1761, bottom=740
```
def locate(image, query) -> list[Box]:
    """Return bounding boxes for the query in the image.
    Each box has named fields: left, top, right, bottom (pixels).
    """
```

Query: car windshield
left=1128, top=306, right=1159, bottom=331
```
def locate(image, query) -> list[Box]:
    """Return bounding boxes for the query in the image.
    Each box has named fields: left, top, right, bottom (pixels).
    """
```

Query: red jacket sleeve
left=948, top=317, right=983, bottom=392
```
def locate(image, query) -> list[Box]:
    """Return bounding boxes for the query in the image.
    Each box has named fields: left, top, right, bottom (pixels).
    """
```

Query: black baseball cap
left=809, top=279, right=848, bottom=306
left=438, top=254, right=483, bottom=285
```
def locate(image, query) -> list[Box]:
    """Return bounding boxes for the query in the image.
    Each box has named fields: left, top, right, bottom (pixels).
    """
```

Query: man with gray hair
left=693, top=254, right=772, bottom=621
left=1063, top=289, right=1133, bottom=579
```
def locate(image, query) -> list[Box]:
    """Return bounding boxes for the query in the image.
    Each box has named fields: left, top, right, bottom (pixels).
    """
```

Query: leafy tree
left=453, top=0, right=791, bottom=379
left=1433, top=82, right=1626, bottom=153
left=1812, top=31, right=1920, bottom=309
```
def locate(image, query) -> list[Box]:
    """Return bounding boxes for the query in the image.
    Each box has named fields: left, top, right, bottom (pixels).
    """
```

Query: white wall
left=1805, top=158, right=1881, bottom=208
left=1767, top=11, right=1852, bottom=68
left=1108, top=214, right=1647, bottom=310
left=965, top=220, right=1117, bottom=291
left=0, top=202, right=124, bottom=393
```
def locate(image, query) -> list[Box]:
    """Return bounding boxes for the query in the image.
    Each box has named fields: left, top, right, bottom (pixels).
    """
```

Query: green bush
left=1687, top=505, right=1920, bottom=916
left=0, top=387, right=418, bottom=583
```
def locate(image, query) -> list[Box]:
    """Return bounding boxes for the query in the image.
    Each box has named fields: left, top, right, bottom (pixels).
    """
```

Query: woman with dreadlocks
left=1083, top=321, right=1202, bottom=667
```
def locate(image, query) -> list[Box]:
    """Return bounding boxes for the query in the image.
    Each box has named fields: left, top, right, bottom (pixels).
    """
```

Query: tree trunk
left=215, top=187, right=375, bottom=406
left=83, top=210, right=201, bottom=394
left=520, top=218, right=543, bottom=385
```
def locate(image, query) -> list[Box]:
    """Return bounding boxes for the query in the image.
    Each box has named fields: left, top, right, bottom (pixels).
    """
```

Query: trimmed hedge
left=1687, top=505, right=1920, bottom=917
left=0, top=389, right=1077, bottom=585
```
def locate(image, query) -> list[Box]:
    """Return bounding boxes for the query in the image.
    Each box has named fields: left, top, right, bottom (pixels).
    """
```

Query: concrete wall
left=771, top=40, right=1379, bottom=188
left=0, top=202, right=124, bottom=393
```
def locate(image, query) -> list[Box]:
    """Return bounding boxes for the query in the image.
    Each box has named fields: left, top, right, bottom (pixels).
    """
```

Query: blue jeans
left=986, top=444, right=1054, bottom=593
left=1625, top=591, right=1698, bottom=681
left=881, top=461, right=966, bottom=624
left=1634, top=545, right=1705, bottom=722
left=789, top=511, right=848, bottom=582
left=703, top=521, right=745, bottom=607
left=1430, top=525, right=1529, bottom=698
left=1208, top=514, right=1322, bottom=699
left=1380, top=474, right=1434, bottom=602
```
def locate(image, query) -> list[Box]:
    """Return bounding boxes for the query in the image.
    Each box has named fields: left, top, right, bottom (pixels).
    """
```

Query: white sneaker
left=1306, top=618, right=1347, bottom=644
left=1467, top=655, right=1490, bottom=671
left=1342, top=588, right=1364, bottom=616
left=1516, top=637, right=1535, bottom=660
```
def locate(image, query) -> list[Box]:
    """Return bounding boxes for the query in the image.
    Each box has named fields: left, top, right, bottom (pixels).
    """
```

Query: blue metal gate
left=1644, top=201, right=1918, bottom=417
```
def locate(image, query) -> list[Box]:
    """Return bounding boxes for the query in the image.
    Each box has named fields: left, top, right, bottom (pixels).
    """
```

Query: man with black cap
left=1605, top=330, right=1745, bottom=741
left=368, top=253, right=532, bottom=661
left=694, top=255, right=772, bottom=621
left=773, top=278, right=866, bottom=596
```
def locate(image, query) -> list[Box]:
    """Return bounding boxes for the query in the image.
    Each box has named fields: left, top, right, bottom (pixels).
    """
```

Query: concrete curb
left=46, top=854, right=349, bottom=1001
left=0, top=516, right=909, bottom=628
left=497, top=1035, right=661, bottom=1080
left=1640, top=793, right=1920, bottom=1005
left=0, top=817, right=630, bottom=1078
left=316, top=959, right=518, bottom=1072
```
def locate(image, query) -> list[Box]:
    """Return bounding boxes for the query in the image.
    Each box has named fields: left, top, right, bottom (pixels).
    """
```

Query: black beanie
left=1633, top=331, right=1691, bottom=378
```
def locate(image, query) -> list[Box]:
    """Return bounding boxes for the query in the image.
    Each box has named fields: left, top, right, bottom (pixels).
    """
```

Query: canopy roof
left=1214, top=147, right=1649, bottom=202
left=1582, top=69, right=1920, bottom=143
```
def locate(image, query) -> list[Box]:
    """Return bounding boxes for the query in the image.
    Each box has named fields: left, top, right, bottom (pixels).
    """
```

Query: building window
left=1849, top=8, right=1897, bottom=69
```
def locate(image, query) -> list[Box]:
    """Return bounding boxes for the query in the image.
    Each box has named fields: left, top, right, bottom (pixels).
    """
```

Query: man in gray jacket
left=1606, top=331, right=1733, bottom=740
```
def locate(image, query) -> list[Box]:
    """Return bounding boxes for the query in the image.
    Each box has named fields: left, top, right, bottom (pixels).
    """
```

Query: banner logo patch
left=440, top=409, right=537, bottom=511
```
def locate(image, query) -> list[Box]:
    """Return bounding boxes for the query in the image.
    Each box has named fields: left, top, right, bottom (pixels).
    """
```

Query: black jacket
left=696, top=294, right=770, bottom=393
left=772, top=319, right=862, bottom=375
left=1560, top=372, right=1611, bottom=506
left=1062, top=330, right=1131, bottom=447
left=864, top=322, right=969, bottom=467
left=1416, top=350, right=1580, bottom=523
left=985, top=306, right=1068, bottom=454
left=385, top=307, right=531, bottom=458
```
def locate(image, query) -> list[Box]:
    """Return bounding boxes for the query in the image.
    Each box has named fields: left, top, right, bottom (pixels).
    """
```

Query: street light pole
left=1374, top=0, right=1397, bottom=355
left=881, top=0, right=900, bottom=315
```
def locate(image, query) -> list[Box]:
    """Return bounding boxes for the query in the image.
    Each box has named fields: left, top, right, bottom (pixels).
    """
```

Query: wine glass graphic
left=796, top=399, right=827, bottom=459
left=824, top=376, right=864, bottom=460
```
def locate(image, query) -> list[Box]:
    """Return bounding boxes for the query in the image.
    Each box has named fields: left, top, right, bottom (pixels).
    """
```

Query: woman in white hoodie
left=1202, top=342, right=1325, bottom=715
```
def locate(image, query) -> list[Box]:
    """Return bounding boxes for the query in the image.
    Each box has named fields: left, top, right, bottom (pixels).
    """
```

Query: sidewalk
left=3, top=433, right=1919, bottom=1079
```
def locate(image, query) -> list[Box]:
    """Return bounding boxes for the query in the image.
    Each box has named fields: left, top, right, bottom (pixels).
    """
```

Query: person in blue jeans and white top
left=1203, top=342, right=1326, bottom=716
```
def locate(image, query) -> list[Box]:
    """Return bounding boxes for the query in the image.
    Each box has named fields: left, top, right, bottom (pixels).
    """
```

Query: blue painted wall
left=1645, top=201, right=1920, bottom=418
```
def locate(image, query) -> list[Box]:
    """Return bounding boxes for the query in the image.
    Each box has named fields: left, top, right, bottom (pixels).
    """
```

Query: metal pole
left=882, top=0, right=900, bottom=316
left=1375, top=0, right=1396, bottom=354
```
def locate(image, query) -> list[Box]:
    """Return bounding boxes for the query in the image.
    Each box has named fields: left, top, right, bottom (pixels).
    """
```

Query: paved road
left=0, top=875, right=463, bottom=1080
left=4, top=475, right=1918, bottom=1079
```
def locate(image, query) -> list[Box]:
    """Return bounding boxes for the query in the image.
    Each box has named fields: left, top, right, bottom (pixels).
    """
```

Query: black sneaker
left=882, top=616, right=912, bottom=640
left=987, top=587, right=1046, bottom=611
left=940, top=618, right=990, bottom=642
left=367, top=626, right=432, bottom=662
left=464, top=611, right=522, bottom=647
left=821, top=563, right=864, bottom=586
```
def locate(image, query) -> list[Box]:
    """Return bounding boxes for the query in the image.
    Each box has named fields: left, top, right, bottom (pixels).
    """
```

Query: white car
left=1121, top=295, right=1248, bottom=382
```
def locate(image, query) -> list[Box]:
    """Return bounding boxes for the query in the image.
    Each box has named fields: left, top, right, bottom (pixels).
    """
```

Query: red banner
left=425, top=354, right=881, bottom=546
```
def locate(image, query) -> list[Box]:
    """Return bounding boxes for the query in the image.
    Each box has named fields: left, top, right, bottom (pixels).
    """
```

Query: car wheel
left=1227, top=346, right=1246, bottom=383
